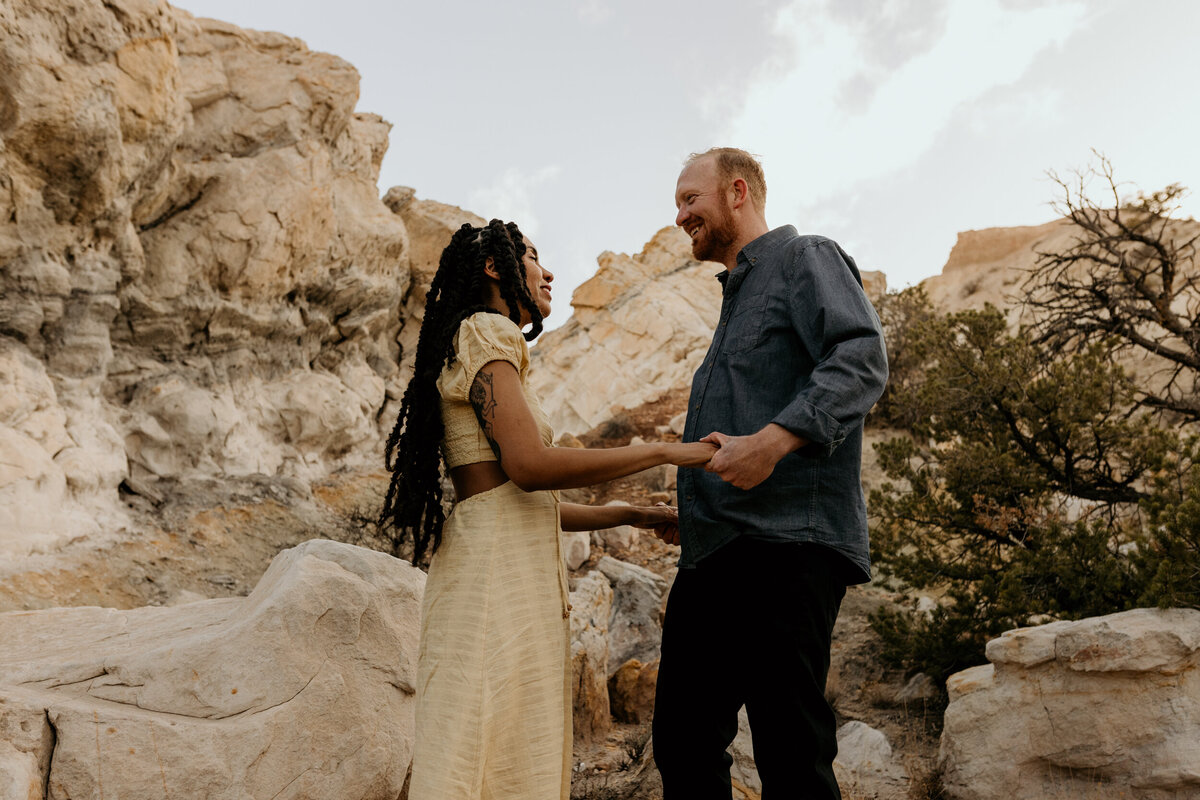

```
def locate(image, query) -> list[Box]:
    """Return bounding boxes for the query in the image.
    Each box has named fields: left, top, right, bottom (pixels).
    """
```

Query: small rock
left=557, top=432, right=585, bottom=449
left=608, top=658, right=659, bottom=724
left=667, top=411, right=687, bottom=436
left=596, top=525, right=639, bottom=553
left=562, top=531, right=591, bottom=571
left=895, top=672, right=939, bottom=705
left=834, top=721, right=909, bottom=798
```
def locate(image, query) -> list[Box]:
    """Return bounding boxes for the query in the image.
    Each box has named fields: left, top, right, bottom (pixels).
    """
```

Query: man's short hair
left=686, top=147, right=767, bottom=212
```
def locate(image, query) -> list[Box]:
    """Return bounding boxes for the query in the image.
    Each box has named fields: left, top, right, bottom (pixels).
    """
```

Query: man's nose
left=675, top=206, right=688, bottom=227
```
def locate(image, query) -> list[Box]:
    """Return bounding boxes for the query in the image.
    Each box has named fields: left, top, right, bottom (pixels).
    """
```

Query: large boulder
left=940, top=607, right=1200, bottom=800
left=0, top=539, right=424, bottom=800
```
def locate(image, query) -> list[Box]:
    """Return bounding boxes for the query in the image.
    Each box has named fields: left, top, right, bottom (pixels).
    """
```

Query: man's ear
left=483, top=255, right=501, bottom=281
left=729, top=177, right=751, bottom=211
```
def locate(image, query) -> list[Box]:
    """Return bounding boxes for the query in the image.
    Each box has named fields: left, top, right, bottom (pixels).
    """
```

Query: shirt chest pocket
left=722, top=295, right=769, bottom=354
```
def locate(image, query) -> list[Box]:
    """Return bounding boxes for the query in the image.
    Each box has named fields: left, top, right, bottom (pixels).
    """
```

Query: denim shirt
left=677, top=225, right=888, bottom=583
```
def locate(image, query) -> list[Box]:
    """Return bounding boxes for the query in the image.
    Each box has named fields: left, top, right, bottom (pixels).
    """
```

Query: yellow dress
left=408, top=312, right=571, bottom=800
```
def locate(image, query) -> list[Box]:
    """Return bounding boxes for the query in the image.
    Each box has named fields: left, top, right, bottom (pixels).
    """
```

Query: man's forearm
left=753, top=423, right=808, bottom=462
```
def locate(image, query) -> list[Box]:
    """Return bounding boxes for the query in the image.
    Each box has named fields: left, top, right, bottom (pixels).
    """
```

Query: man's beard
left=692, top=200, right=738, bottom=263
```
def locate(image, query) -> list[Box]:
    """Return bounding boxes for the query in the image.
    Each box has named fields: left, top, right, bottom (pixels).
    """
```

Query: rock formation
left=940, top=607, right=1200, bottom=800
left=0, top=0, right=419, bottom=559
left=0, top=0, right=496, bottom=575
left=529, top=227, right=722, bottom=436
left=0, top=539, right=425, bottom=800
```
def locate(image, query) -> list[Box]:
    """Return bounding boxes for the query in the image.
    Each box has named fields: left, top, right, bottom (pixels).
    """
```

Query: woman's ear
left=483, top=256, right=502, bottom=281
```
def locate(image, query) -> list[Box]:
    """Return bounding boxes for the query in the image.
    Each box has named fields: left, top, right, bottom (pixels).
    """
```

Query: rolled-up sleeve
left=771, top=240, right=889, bottom=455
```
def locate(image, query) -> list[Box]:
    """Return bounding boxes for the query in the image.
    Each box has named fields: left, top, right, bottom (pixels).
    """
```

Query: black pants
left=652, top=537, right=847, bottom=800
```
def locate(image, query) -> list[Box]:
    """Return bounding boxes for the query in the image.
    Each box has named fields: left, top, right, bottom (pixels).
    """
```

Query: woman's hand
left=631, top=503, right=681, bottom=546
left=666, top=441, right=719, bottom=468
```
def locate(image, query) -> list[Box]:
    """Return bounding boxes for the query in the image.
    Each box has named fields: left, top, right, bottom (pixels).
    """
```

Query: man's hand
left=699, top=424, right=807, bottom=490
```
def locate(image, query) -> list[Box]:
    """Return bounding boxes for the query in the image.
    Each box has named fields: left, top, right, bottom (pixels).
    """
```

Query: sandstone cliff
left=0, top=0, right=472, bottom=561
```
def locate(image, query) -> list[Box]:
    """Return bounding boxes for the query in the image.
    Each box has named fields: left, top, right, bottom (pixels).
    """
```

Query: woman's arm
left=560, top=502, right=680, bottom=545
left=559, top=502, right=676, bottom=531
left=471, top=360, right=715, bottom=492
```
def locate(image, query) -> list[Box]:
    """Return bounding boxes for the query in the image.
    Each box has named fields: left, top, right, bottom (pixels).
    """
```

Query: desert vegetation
left=868, top=156, right=1200, bottom=680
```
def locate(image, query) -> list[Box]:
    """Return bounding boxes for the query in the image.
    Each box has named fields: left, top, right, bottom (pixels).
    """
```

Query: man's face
left=675, top=157, right=737, bottom=264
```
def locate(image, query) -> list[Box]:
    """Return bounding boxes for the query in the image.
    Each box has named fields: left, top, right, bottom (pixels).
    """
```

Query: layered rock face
left=0, top=0, right=416, bottom=558
left=0, top=539, right=425, bottom=799
left=940, top=608, right=1200, bottom=800
left=921, top=219, right=1073, bottom=323
left=530, top=227, right=722, bottom=437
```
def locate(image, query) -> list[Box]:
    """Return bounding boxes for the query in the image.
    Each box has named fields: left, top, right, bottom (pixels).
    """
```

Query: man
left=652, top=148, right=888, bottom=799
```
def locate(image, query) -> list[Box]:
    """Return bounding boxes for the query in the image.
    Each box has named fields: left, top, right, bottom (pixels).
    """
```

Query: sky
left=178, top=0, right=1200, bottom=331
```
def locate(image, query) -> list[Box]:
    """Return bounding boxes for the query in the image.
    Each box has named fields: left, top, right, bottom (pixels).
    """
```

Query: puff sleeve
left=441, top=312, right=530, bottom=402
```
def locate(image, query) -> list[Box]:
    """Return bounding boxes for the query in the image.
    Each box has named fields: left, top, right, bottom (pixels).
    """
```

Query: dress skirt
left=408, top=481, right=571, bottom=800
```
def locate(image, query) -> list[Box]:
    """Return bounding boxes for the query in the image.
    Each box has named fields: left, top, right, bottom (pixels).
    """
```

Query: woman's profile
left=381, top=219, right=714, bottom=799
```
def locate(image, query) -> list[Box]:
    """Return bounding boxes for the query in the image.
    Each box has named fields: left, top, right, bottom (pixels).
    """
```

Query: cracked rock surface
left=941, top=608, right=1200, bottom=800
left=0, top=539, right=425, bottom=800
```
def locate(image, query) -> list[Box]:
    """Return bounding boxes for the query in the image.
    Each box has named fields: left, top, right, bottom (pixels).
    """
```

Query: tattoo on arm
left=469, top=370, right=502, bottom=460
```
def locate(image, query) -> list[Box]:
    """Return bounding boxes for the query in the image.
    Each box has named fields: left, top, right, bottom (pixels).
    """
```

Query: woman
left=382, top=220, right=714, bottom=799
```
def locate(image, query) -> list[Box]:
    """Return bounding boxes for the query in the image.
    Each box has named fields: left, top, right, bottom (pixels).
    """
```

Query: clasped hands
left=699, top=423, right=805, bottom=490
left=638, top=424, right=806, bottom=546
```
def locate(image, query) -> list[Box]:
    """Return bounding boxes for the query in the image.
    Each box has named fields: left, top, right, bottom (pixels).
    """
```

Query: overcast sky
left=178, top=0, right=1200, bottom=330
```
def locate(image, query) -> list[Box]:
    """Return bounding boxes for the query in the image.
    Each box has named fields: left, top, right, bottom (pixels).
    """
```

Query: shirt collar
left=715, top=225, right=798, bottom=289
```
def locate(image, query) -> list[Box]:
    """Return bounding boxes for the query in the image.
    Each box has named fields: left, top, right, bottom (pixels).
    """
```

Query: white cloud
left=467, top=166, right=562, bottom=237
left=726, top=0, right=1088, bottom=222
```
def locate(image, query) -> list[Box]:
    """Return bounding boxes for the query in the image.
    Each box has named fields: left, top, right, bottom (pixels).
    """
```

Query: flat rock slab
left=0, top=539, right=424, bottom=800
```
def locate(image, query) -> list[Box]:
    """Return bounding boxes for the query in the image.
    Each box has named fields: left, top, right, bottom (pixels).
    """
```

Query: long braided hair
left=381, top=219, right=544, bottom=565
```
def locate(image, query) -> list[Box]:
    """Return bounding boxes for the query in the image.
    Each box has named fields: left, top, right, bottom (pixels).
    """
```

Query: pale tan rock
left=940, top=608, right=1200, bottom=800
left=0, top=539, right=424, bottom=800
left=730, top=707, right=762, bottom=795
left=861, top=269, right=887, bottom=301
left=0, top=695, right=51, bottom=800
left=608, top=658, right=658, bottom=725
left=595, top=525, right=640, bottom=553
left=0, top=0, right=417, bottom=558
left=570, top=571, right=614, bottom=744
left=563, top=530, right=591, bottom=571
left=833, top=721, right=910, bottom=799
left=530, top=227, right=723, bottom=436
left=920, top=220, right=1073, bottom=326
left=596, top=556, right=668, bottom=675
left=0, top=426, right=70, bottom=557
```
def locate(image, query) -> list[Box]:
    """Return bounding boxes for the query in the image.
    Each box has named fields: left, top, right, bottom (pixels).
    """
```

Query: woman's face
left=521, top=237, right=553, bottom=321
